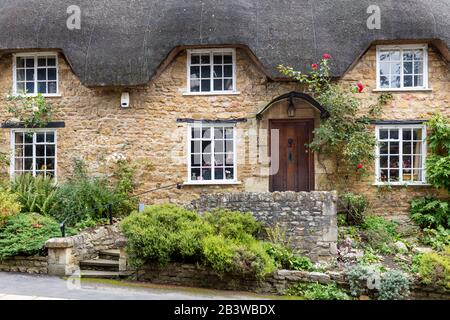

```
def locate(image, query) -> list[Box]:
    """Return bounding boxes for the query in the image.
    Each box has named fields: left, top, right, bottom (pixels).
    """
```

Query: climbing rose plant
left=278, top=56, right=380, bottom=182
left=6, top=93, right=54, bottom=128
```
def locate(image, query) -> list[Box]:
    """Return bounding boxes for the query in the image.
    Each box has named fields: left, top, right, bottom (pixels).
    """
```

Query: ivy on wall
left=6, top=93, right=55, bottom=128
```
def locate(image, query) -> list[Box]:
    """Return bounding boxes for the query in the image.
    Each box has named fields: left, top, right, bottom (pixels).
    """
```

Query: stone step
left=79, top=259, right=119, bottom=272
left=79, top=270, right=132, bottom=279
left=98, top=249, right=120, bottom=261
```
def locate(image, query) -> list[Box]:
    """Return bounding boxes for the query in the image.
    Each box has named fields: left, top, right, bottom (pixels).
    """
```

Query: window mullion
left=32, top=132, right=36, bottom=177
left=34, top=56, right=38, bottom=95
left=211, top=126, right=215, bottom=181
left=210, top=52, right=214, bottom=93
left=399, top=128, right=403, bottom=183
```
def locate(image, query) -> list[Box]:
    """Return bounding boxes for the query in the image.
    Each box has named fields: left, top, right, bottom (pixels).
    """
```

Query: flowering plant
left=6, top=93, right=54, bottom=128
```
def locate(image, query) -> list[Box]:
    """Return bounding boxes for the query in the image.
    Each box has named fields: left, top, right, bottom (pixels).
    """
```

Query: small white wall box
left=121, top=92, right=130, bottom=108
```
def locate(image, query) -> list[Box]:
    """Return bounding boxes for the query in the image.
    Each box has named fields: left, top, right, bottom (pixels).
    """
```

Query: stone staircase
left=79, top=249, right=131, bottom=279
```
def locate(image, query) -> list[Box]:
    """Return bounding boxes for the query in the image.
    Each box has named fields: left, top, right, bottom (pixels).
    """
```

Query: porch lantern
left=287, top=96, right=296, bottom=117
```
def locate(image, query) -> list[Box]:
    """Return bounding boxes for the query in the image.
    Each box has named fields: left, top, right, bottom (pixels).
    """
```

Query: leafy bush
left=265, top=243, right=314, bottom=271
left=415, top=247, right=450, bottom=291
left=361, top=216, right=399, bottom=254
left=378, top=270, right=410, bottom=300
left=0, top=213, right=69, bottom=260
left=11, top=174, right=57, bottom=216
left=121, top=205, right=277, bottom=278
left=0, top=188, right=21, bottom=227
left=426, top=114, right=450, bottom=192
left=410, top=197, right=449, bottom=229
left=50, top=159, right=136, bottom=226
left=346, top=265, right=380, bottom=297
left=340, top=192, right=369, bottom=225
left=422, top=227, right=450, bottom=251
left=287, top=282, right=350, bottom=300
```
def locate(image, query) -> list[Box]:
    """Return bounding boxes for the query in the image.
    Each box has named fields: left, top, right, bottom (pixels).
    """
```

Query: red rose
left=322, top=53, right=331, bottom=60
left=357, top=83, right=364, bottom=93
left=357, top=163, right=364, bottom=170
left=311, top=63, right=318, bottom=70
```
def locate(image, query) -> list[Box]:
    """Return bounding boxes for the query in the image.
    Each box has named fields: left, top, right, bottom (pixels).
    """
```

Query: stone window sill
left=372, top=183, right=432, bottom=187
left=182, top=91, right=241, bottom=96
left=183, top=181, right=242, bottom=186
left=372, top=88, right=432, bottom=93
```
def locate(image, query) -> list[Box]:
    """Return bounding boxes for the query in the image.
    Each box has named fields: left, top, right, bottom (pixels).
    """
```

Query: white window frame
left=185, top=48, right=238, bottom=95
left=10, top=129, right=58, bottom=180
left=374, top=124, right=427, bottom=186
left=186, top=123, right=238, bottom=185
left=12, top=52, right=60, bottom=97
left=375, top=44, right=429, bottom=91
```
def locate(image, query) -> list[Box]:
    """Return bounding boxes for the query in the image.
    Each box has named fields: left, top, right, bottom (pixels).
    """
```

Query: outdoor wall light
left=287, top=97, right=296, bottom=117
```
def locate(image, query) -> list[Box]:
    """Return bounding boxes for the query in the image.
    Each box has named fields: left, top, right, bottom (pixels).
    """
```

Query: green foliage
left=340, top=192, right=369, bottom=225
left=378, top=270, right=410, bottom=300
left=422, top=227, right=450, bottom=251
left=265, top=243, right=314, bottom=271
left=361, top=216, right=399, bottom=254
left=203, top=209, right=261, bottom=241
left=0, top=151, right=8, bottom=169
left=410, top=197, right=450, bottom=229
left=121, top=205, right=277, bottom=278
left=426, top=114, right=450, bottom=192
left=378, top=92, right=394, bottom=105
left=359, top=247, right=381, bottom=265
left=0, top=188, right=21, bottom=227
left=287, top=282, right=351, bottom=300
left=279, top=56, right=379, bottom=180
left=265, top=223, right=291, bottom=246
left=11, top=173, right=57, bottom=216
left=50, top=159, right=137, bottom=226
left=0, top=213, right=71, bottom=260
left=414, top=247, right=450, bottom=291
left=7, top=93, right=55, bottom=128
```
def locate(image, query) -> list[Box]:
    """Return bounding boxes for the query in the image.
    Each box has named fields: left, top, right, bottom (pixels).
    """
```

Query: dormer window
left=13, top=53, right=59, bottom=96
left=187, top=49, right=236, bottom=94
left=376, top=45, right=428, bottom=91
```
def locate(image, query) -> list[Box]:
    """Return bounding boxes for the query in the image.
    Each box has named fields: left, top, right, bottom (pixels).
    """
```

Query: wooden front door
left=269, top=120, right=314, bottom=192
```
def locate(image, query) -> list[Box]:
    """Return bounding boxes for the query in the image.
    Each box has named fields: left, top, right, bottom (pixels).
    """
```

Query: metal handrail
left=59, top=183, right=183, bottom=237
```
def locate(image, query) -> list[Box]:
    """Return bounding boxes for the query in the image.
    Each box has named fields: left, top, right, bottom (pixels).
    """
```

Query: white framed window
left=376, top=45, right=428, bottom=90
left=10, top=130, right=57, bottom=179
left=13, top=52, right=59, bottom=96
left=375, top=125, right=427, bottom=185
left=186, top=49, right=237, bottom=94
left=187, top=123, right=237, bottom=184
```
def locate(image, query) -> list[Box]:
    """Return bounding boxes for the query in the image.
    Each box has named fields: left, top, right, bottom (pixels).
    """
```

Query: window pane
left=379, top=62, right=389, bottom=75
left=190, top=66, right=200, bottom=78
left=413, top=155, right=422, bottom=169
left=225, top=168, right=234, bottom=180
left=214, top=154, right=224, bottom=166
left=390, top=156, right=399, bottom=168
left=414, top=50, right=423, bottom=60
left=225, top=153, right=234, bottom=165
left=404, top=75, right=413, bottom=87
left=201, top=66, right=210, bottom=78
left=46, top=132, right=55, bottom=143
left=403, top=129, right=412, bottom=140
left=37, top=68, right=47, bottom=80
left=224, top=79, right=233, bottom=90
left=15, top=158, right=23, bottom=170
left=380, top=142, right=389, bottom=154
left=214, top=168, right=224, bottom=180
left=47, top=58, right=56, bottom=66
left=390, top=142, right=399, bottom=154
left=26, top=69, right=35, bottom=81
left=379, top=51, right=390, bottom=61
left=48, top=82, right=57, bottom=94
left=391, top=62, right=401, bottom=75
left=413, top=142, right=422, bottom=154
left=379, top=129, right=389, bottom=140
left=213, top=66, right=222, bottom=78
left=403, top=50, right=413, bottom=61
left=202, top=128, right=211, bottom=139
left=200, top=55, right=210, bottom=64
left=24, top=145, right=33, bottom=157
left=48, top=68, right=57, bottom=81
left=26, top=58, right=34, bottom=68
left=46, top=145, right=55, bottom=157
left=403, top=142, right=412, bottom=154
left=38, top=82, right=47, bottom=93
left=214, top=128, right=223, bottom=139
left=213, top=55, right=222, bottom=64
left=24, top=133, right=33, bottom=144
left=191, top=55, right=200, bottom=65
left=25, top=158, right=33, bottom=170
left=390, top=170, right=399, bottom=181
left=191, top=141, right=201, bottom=153
left=403, top=156, right=412, bottom=169
left=390, top=50, right=401, bottom=61
left=201, top=80, right=210, bottom=92
left=26, top=82, right=35, bottom=93
left=224, top=65, right=233, bottom=77
left=36, top=158, right=45, bottom=171
left=380, top=169, right=388, bottom=182
left=414, top=75, right=423, bottom=87
left=215, top=141, right=224, bottom=152
left=379, top=156, right=388, bottom=168
left=225, top=141, right=233, bottom=153
left=36, top=145, right=45, bottom=157
left=190, top=80, right=200, bottom=92
left=414, top=61, right=423, bottom=74
left=403, top=62, right=412, bottom=74
left=191, top=154, right=201, bottom=166
left=202, top=141, right=212, bottom=153
left=413, top=169, right=423, bottom=181
left=202, top=168, right=212, bottom=180
left=390, top=76, right=400, bottom=88
left=191, top=168, right=201, bottom=181
left=390, top=129, right=399, bottom=140
left=17, top=69, right=25, bottom=81
left=380, top=76, right=389, bottom=88
left=413, top=129, right=423, bottom=140
left=15, top=132, right=24, bottom=144
left=214, top=79, right=223, bottom=91
left=16, top=82, right=25, bottom=93
left=191, top=127, right=201, bottom=139
left=17, top=57, right=25, bottom=68
left=223, top=55, right=232, bottom=64
left=202, top=154, right=212, bottom=166
left=38, top=58, right=47, bottom=67
left=224, top=128, right=234, bottom=139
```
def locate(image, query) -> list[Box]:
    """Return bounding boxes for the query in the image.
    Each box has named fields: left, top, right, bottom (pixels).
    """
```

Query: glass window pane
left=414, top=61, right=423, bottom=74
left=214, top=79, right=223, bottom=91
left=15, top=158, right=23, bottom=170
left=390, top=142, right=399, bottom=154
left=38, top=82, right=47, bottom=93
left=390, top=130, right=399, bottom=139
left=379, top=129, right=389, bottom=140
left=215, top=141, right=224, bottom=152
left=403, top=156, right=412, bottom=169
left=201, top=80, right=210, bottom=92
left=224, top=79, right=233, bottom=90
left=191, top=141, right=201, bottom=153
left=37, top=68, right=47, bottom=80
left=214, top=168, right=224, bottom=180
left=191, top=168, right=201, bottom=181
left=48, top=82, right=57, bottom=94
left=403, top=142, right=412, bottom=154
left=413, top=129, right=423, bottom=140
left=214, top=154, right=224, bottom=166
left=191, top=127, right=201, bottom=139
left=380, top=169, right=388, bottom=182
left=46, top=145, right=55, bottom=157
left=15, top=132, right=24, bottom=144
left=26, top=58, right=34, bottom=68
left=403, top=50, right=413, bottom=61
left=223, top=55, right=232, bottom=64
left=390, top=76, right=400, bottom=88
left=224, top=128, right=234, bottom=139
left=225, top=168, right=234, bottom=180
left=190, top=66, right=200, bottom=78
left=191, top=154, right=201, bottom=166
left=26, top=82, right=35, bottom=93
left=379, top=51, right=390, bottom=61
left=202, top=154, right=211, bottom=166
left=380, top=142, right=389, bottom=154
left=390, top=169, right=399, bottom=181
left=224, top=65, right=233, bottom=77
left=191, top=55, right=200, bottom=65
left=379, top=156, right=388, bottom=168
left=201, top=66, right=210, bottom=78
left=413, top=169, right=423, bottom=182
left=414, top=50, right=423, bottom=60
left=391, top=62, right=401, bottom=75
left=26, top=69, right=35, bottom=81
left=16, top=82, right=25, bottom=93
left=379, top=62, right=389, bottom=76
left=47, top=58, right=56, bottom=66
left=413, top=142, right=422, bottom=154
left=190, top=80, right=200, bottom=92
left=36, top=158, right=45, bottom=171
left=225, top=141, right=233, bottom=152
left=225, top=152, right=234, bottom=165
left=213, top=66, right=222, bottom=78
left=404, top=75, right=413, bottom=87
left=413, top=155, right=422, bottom=169
left=402, top=129, right=412, bottom=140
left=202, top=141, right=211, bottom=153
left=37, top=133, right=45, bottom=143
left=202, top=128, right=211, bottom=139
left=38, top=58, right=47, bottom=67
left=390, top=50, right=401, bottom=61
left=414, top=75, right=423, bottom=87
left=403, top=62, right=412, bottom=74
left=48, top=68, right=57, bottom=81
left=17, top=69, right=25, bottom=81
left=17, top=57, right=25, bottom=68
left=380, top=76, right=389, bottom=88
left=36, top=145, right=45, bottom=157
left=46, top=132, right=55, bottom=143
left=390, top=156, right=399, bottom=168
left=25, top=158, right=33, bottom=170
left=202, top=168, right=212, bottom=180
left=25, top=134, right=33, bottom=144
left=213, top=55, right=222, bottom=64
left=24, top=145, right=33, bottom=157
left=214, top=128, right=223, bottom=139
left=201, top=55, right=210, bottom=64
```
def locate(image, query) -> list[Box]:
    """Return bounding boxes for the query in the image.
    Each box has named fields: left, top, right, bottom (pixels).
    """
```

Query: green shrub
left=346, top=265, right=380, bottom=297
left=0, top=213, right=70, bottom=260
left=411, top=197, right=449, bottom=230
left=265, top=243, right=314, bottom=271
left=204, top=209, right=261, bottom=241
left=121, top=204, right=276, bottom=278
left=361, top=216, right=399, bottom=254
left=11, top=174, right=57, bottom=216
left=121, top=205, right=212, bottom=267
left=378, top=270, right=410, bottom=300
left=422, top=226, right=450, bottom=251
left=0, top=189, right=21, bottom=227
left=287, top=282, right=350, bottom=300
left=415, top=247, right=450, bottom=291
left=111, top=160, right=138, bottom=218
left=340, top=192, right=369, bottom=225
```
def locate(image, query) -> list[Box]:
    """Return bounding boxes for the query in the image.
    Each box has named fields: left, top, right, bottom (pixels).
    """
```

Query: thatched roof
left=0, top=0, right=448, bottom=86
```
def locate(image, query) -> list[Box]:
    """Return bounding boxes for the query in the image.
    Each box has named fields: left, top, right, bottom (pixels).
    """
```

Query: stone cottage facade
left=0, top=0, right=449, bottom=222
